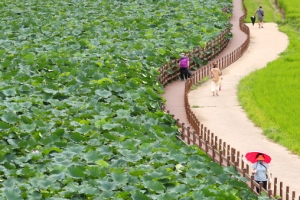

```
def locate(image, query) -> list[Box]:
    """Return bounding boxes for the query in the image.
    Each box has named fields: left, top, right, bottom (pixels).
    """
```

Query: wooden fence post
left=251, top=175, right=255, bottom=191
left=292, top=191, right=295, bottom=200
left=242, top=168, right=246, bottom=177
left=222, top=142, right=226, bottom=156
left=219, top=150, right=223, bottom=166
left=187, top=127, right=191, bottom=145
left=273, top=177, right=277, bottom=197
left=181, top=123, right=185, bottom=140
left=227, top=155, right=230, bottom=166
left=192, top=130, right=196, bottom=145
left=280, top=182, right=283, bottom=198
left=231, top=148, right=235, bottom=163
left=200, top=124, right=204, bottom=139
left=212, top=145, right=215, bottom=162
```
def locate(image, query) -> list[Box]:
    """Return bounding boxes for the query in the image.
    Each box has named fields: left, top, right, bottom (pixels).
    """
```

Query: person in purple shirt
left=178, top=53, right=189, bottom=81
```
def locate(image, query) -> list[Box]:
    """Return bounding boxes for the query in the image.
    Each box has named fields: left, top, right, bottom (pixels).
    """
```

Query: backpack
left=179, top=58, right=188, bottom=68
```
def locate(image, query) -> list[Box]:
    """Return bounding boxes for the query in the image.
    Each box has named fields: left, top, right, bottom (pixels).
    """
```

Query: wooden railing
left=159, top=1, right=299, bottom=200
left=158, top=23, right=231, bottom=87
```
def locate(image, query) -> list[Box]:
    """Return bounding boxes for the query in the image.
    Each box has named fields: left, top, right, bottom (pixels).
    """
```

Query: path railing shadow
left=159, top=0, right=298, bottom=199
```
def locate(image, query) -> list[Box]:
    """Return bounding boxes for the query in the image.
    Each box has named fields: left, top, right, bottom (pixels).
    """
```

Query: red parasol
left=245, top=151, right=271, bottom=164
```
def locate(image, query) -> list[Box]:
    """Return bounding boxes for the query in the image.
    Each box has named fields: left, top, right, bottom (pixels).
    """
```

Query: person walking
left=179, top=53, right=189, bottom=81
left=210, top=62, right=222, bottom=96
left=252, top=154, right=271, bottom=193
left=254, top=6, right=264, bottom=28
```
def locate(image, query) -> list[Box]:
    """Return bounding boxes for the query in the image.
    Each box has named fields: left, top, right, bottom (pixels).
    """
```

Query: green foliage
left=244, top=0, right=282, bottom=22
left=0, top=0, right=256, bottom=199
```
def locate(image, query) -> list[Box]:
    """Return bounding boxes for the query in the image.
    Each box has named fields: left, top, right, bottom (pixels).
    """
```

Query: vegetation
left=0, top=0, right=259, bottom=199
left=239, top=0, right=300, bottom=154
left=244, top=0, right=282, bottom=22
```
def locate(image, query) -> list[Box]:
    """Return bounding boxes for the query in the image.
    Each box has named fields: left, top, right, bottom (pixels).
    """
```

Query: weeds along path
left=188, top=23, right=300, bottom=194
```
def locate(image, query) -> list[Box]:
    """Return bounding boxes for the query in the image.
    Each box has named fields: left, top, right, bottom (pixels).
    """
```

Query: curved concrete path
left=163, top=0, right=300, bottom=197
left=189, top=23, right=300, bottom=195
left=163, top=0, right=246, bottom=129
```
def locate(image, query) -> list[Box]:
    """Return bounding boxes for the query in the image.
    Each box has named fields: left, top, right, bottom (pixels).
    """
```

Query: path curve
left=188, top=23, right=300, bottom=194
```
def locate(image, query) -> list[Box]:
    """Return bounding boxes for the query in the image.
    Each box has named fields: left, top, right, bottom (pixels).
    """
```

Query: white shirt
left=253, top=161, right=269, bottom=181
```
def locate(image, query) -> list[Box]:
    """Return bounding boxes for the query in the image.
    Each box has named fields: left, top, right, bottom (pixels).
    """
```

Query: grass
left=240, top=0, right=300, bottom=154
left=191, top=105, right=200, bottom=108
left=244, top=0, right=282, bottom=23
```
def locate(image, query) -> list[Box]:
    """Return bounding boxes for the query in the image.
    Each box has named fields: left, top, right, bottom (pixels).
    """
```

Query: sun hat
left=256, top=155, right=265, bottom=161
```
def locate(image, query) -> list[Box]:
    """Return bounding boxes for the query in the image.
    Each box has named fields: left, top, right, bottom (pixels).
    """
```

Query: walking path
left=163, top=0, right=300, bottom=196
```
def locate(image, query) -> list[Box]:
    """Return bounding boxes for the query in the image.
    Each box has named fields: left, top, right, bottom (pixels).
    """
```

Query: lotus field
left=0, top=0, right=257, bottom=199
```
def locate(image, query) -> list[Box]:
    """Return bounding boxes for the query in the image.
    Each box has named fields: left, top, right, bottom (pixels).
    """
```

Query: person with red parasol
left=245, top=152, right=271, bottom=193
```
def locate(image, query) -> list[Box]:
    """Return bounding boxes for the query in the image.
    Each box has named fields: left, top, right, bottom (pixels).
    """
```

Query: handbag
left=187, top=69, right=193, bottom=76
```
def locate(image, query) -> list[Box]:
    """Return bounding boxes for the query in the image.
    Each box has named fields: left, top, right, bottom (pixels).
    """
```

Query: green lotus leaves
left=96, top=160, right=109, bottom=168
left=95, top=89, right=112, bottom=98
left=170, top=184, right=190, bottom=194
left=1, top=112, right=19, bottom=124
left=0, top=121, right=12, bottom=130
left=0, top=0, right=257, bottom=199
left=111, top=172, right=129, bottom=184
left=3, top=189, right=23, bottom=200
left=19, top=123, right=36, bottom=133
left=132, top=191, right=151, bottom=200
left=83, top=150, right=103, bottom=162
left=68, top=132, right=86, bottom=142
left=78, top=186, right=99, bottom=196
left=98, top=180, right=117, bottom=191
left=67, top=166, right=85, bottom=179
left=74, top=124, right=91, bottom=134
left=2, top=88, right=16, bottom=97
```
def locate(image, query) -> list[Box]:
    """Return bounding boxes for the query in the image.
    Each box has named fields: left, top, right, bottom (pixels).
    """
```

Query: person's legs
left=183, top=68, right=188, bottom=80
left=262, top=181, right=267, bottom=190
left=180, top=68, right=185, bottom=80
left=211, top=81, right=219, bottom=96
left=258, top=18, right=262, bottom=28
left=255, top=180, right=267, bottom=193
left=211, top=81, right=215, bottom=96
left=215, top=81, right=219, bottom=96
left=254, top=180, right=261, bottom=193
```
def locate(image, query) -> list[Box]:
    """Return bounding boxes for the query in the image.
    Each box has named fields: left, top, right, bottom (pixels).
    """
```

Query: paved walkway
left=163, top=0, right=300, bottom=196
left=163, top=0, right=246, bottom=127
left=189, top=22, right=300, bottom=194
